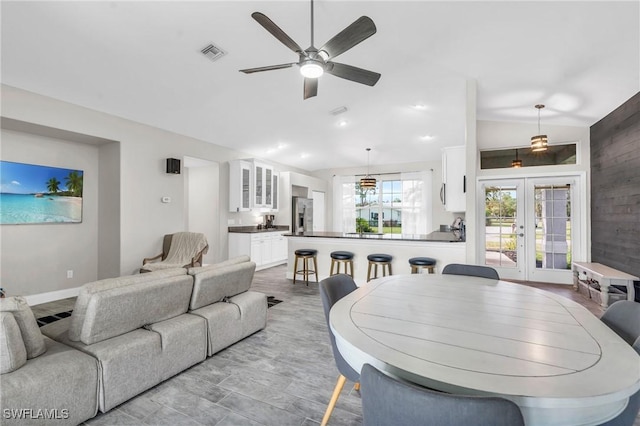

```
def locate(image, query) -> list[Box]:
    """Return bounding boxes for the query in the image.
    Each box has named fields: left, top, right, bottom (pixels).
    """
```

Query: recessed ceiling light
left=338, top=120, right=348, bottom=127
left=300, top=153, right=309, bottom=159
left=277, top=143, right=286, bottom=150
left=420, top=134, right=434, bottom=141
left=412, top=104, right=427, bottom=110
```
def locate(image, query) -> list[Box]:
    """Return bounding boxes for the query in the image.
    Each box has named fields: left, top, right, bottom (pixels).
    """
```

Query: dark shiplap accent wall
left=590, top=91, right=640, bottom=280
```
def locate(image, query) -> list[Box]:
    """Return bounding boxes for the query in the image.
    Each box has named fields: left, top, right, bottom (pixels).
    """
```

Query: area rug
left=267, top=296, right=282, bottom=308
left=37, top=310, right=72, bottom=327
left=38, top=296, right=283, bottom=327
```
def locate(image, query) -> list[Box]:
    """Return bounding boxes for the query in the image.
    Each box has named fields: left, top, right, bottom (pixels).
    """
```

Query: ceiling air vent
left=330, top=106, right=348, bottom=116
left=201, top=43, right=226, bottom=62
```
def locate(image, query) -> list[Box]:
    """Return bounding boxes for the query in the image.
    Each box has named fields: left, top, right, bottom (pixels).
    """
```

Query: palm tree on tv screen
left=65, top=171, right=83, bottom=197
left=46, top=177, right=60, bottom=194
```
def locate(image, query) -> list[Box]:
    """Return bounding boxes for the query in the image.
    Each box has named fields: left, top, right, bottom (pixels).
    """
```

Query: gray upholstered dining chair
left=600, top=300, right=640, bottom=351
left=360, top=363, right=525, bottom=426
left=442, top=263, right=500, bottom=280
left=598, top=300, right=640, bottom=426
left=319, top=274, right=359, bottom=426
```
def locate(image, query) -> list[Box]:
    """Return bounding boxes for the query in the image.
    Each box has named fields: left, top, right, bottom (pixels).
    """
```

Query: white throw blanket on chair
left=145, top=232, right=208, bottom=271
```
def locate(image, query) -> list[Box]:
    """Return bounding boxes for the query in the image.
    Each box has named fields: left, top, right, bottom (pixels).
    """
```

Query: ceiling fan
left=240, top=0, right=381, bottom=100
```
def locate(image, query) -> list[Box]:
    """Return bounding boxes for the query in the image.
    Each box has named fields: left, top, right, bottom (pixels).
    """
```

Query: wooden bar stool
left=330, top=251, right=354, bottom=278
left=293, top=249, right=318, bottom=285
left=367, top=254, right=392, bottom=282
left=409, top=257, right=437, bottom=274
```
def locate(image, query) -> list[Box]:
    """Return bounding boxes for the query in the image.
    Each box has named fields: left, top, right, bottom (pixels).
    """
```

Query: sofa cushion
left=188, top=260, right=256, bottom=310
left=0, top=296, right=46, bottom=359
left=69, top=268, right=187, bottom=341
left=76, top=275, right=193, bottom=345
left=0, top=312, right=27, bottom=374
left=43, top=315, right=206, bottom=413
left=190, top=291, right=267, bottom=356
left=0, top=336, right=99, bottom=425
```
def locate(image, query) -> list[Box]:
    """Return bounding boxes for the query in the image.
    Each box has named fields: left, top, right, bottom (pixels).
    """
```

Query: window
left=480, top=144, right=577, bottom=169
left=333, top=172, right=432, bottom=235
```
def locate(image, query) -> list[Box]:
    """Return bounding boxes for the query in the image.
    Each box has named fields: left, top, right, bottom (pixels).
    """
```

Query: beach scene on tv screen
left=0, top=161, right=83, bottom=224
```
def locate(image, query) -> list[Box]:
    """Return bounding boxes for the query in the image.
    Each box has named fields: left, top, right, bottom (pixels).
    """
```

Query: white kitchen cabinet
left=229, top=160, right=252, bottom=212
left=441, top=146, right=466, bottom=212
left=229, top=231, right=288, bottom=271
left=229, top=159, right=279, bottom=212
left=254, top=162, right=275, bottom=209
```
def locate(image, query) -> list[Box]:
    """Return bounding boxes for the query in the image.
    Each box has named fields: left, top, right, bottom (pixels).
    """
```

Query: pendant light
left=511, top=149, right=523, bottom=168
left=360, top=148, right=377, bottom=189
left=531, top=104, right=548, bottom=152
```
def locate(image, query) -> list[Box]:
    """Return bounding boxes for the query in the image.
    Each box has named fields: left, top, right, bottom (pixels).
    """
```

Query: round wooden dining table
left=329, top=273, right=640, bottom=425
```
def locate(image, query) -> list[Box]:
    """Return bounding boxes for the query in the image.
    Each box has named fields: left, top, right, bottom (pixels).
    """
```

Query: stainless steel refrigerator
left=292, top=197, right=313, bottom=233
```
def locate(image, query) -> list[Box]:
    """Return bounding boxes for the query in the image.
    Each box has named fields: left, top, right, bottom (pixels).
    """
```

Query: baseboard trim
left=24, top=287, right=81, bottom=306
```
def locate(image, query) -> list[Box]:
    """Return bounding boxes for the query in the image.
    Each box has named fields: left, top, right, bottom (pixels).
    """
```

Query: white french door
left=478, top=176, right=584, bottom=284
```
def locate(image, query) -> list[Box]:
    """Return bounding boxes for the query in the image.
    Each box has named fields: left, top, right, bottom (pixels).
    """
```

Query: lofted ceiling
left=1, top=1, right=638, bottom=171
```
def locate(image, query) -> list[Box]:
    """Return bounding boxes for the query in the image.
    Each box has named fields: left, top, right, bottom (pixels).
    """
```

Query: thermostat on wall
left=161, top=196, right=171, bottom=203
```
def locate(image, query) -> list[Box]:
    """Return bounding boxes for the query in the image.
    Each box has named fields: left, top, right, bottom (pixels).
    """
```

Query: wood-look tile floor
left=30, top=265, right=638, bottom=426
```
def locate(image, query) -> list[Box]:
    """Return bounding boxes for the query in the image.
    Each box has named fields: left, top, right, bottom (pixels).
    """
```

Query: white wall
left=1, top=84, right=310, bottom=296
left=1, top=129, right=100, bottom=296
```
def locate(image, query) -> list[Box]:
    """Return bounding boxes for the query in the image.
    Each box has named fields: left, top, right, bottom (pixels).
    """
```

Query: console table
left=572, top=262, right=638, bottom=308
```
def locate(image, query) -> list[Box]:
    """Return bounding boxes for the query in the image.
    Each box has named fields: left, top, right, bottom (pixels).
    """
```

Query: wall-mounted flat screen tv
left=0, top=160, right=84, bottom=224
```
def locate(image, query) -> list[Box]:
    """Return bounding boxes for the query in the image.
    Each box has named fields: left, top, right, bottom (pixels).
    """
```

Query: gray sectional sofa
left=0, top=256, right=266, bottom=425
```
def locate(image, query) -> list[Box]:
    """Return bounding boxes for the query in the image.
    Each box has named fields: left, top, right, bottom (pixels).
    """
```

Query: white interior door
left=479, top=176, right=583, bottom=284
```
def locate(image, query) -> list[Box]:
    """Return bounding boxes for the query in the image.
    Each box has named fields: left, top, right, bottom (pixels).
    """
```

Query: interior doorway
left=184, top=156, right=219, bottom=265
left=478, top=175, right=584, bottom=284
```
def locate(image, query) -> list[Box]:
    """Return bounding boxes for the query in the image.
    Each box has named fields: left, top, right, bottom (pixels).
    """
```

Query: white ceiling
left=2, top=1, right=638, bottom=171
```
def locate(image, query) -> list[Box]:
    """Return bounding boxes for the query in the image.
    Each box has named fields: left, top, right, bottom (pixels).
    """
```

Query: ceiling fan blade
left=303, top=78, right=318, bottom=100
left=325, top=62, right=381, bottom=86
left=319, top=16, right=377, bottom=60
left=239, top=63, right=296, bottom=74
left=251, top=12, right=305, bottom=55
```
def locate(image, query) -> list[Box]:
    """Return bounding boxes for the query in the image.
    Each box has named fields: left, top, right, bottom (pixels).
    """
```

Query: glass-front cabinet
left=229, top=159, right=278, bottom=212
left=229, top=160, right=253, bottom=212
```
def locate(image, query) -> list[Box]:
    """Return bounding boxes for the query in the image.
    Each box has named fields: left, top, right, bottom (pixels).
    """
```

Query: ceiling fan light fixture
left=300, top=60, right=324, bottom=78
left=531, top=104, right=548, bottom=152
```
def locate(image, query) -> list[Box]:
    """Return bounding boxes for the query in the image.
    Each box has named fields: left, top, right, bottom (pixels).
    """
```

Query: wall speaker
left=166, top=158, right=181, bottom=174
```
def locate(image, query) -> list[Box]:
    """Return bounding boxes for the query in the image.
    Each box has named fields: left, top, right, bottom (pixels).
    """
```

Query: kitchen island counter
left=285, top=231, right=464, bottom=242
left=285, top=231, right=466, bottom=283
